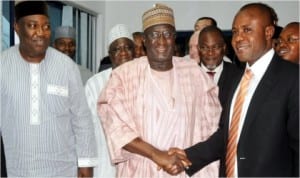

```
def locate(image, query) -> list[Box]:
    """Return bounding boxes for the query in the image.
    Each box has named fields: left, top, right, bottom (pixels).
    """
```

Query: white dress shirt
left=229, top=49, right=274, bottom=177
left=200, top=61, right=224, bottom=84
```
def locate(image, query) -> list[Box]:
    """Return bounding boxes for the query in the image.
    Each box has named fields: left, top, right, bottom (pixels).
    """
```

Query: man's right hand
left=168, top=147, right=191, bottom=170
left=152, top=149, right=188, bottom=175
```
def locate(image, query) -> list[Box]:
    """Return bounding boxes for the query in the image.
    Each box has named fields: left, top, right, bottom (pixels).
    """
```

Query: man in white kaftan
left=1, top=45, right=97, bottom=176
left=85, top=24, right=134, bottom=178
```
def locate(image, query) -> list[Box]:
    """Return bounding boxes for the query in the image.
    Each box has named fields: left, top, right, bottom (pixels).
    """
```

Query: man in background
left=1, top=1, right=97, bottom=176
left=186, top=30, right=200, bottom=63
left=198, top=25, right=243, bottom=107
left=194, top=16, right=217, bottom=32
left=185, top=17, right=215, bottom=63
left=275, top=22, right=299, bottom=64
left=186, top=16, right=227, bottom=64
left=53, top=26, right=93, bottom=84
left=85, top=24, right=135, bottom=178
left=132, top=31, right=146, bottom=58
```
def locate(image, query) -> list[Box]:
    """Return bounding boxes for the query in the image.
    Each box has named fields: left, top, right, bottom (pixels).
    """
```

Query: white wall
left=69, top=0, right=299, bottom=58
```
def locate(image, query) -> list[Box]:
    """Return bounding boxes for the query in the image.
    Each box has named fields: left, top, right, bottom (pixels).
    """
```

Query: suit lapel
left=239, top=55, right=279, bottom=140
left=217, top=62, right=228, bottom=87
left=218, top=62, right=235, bottom=87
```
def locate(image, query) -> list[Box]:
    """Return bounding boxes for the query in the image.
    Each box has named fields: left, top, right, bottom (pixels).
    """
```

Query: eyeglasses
left=109, top=45, right=133, bottom=55
left=276, top=37, right=299, bottom=45
left=199, top=44, right=224, bottom=52
left=147, top=31, right=176, bottom=40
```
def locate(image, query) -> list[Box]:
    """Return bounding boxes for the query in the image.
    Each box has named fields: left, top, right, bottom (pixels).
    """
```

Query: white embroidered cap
left=54, top=26, right=76, bottom=40
left=108, top=24, right=132, bottom=48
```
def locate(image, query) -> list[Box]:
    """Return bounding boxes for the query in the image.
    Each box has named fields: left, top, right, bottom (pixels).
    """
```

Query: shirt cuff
left=78, top=157, right=98, bottom=167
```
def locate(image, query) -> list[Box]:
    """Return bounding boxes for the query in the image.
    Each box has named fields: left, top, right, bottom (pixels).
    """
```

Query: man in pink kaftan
left=98, top=4, right=222, bottom=178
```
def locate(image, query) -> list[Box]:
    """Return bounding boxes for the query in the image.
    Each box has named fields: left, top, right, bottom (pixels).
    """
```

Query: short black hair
left=199, top=26, right=225, bottom=44
left=195, top=17, right=217, bottom=27
left=132, top=32, right=144, bottom=37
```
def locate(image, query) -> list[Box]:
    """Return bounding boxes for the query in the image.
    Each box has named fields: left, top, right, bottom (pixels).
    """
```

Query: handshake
left=152, top=147, right=192, bottom=176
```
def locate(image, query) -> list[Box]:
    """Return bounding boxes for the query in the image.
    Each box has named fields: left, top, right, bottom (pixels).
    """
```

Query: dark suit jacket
left=186, top=54, right=299, bottom=177
left=218, top=61, right=244, bottom=108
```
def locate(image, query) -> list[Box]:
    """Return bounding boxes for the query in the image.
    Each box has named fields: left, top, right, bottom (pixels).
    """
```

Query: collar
left=200, top=60, right=224, bottom=73
left=246, top=49, right=274, bottom=80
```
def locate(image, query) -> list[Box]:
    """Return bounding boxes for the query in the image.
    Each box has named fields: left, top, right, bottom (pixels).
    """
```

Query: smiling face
left=144, top=24, right=176, bottom=71
left=199, top=30, right=226, bottom=70
left=231, top=6, right=274, bottom=66
left=109, top=38, right=134, bottom=69
left=14, top=14, right=51, bottom=62
left=54, top=37, right=76, bottom=59
left=275, top=23, right=299, bottom=64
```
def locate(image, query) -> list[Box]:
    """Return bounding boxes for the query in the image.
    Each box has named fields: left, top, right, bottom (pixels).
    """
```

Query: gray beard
left=206, top=64, right=217, bottom=70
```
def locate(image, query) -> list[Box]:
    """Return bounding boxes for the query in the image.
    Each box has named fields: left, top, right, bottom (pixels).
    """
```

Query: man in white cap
left=98, top=3, right=221, bottom=178
left=85, top=24, right=134, bottom=178
left=53, top=26, right=93, bottom=85
left=1, top=1, right=97, bottom=177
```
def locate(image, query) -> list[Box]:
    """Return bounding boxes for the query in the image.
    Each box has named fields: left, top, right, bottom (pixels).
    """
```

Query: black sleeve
left=184, top=127, right=224, bottom=176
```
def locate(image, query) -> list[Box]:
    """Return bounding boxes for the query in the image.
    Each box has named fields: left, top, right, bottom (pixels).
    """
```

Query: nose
left=65, top=44, right=72, bottom=50
left=157, top=34, right=167, bottom=45
left=36, top=26, right=47, bottom=36
left=119, top=47, right=131, bottom=57
left=232, top=30, right=244, bottom=43
left=207, top=49, right=214, bottom=56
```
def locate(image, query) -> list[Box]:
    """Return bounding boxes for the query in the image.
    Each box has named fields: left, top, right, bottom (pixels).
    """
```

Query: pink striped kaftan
left=98, top=56, right=222, bottom=178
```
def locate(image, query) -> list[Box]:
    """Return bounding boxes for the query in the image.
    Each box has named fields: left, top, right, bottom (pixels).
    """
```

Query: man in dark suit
left=198, top=25, right=244, bottom=107
left=169, top=2, right=299, bottom=177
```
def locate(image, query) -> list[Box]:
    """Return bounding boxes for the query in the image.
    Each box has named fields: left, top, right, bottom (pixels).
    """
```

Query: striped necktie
left=226, top=69, right=253, bottom=177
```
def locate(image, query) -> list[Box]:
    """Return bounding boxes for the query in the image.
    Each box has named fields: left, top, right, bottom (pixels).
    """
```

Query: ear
left=14, top=22, right=20, bottom=36
left=265, top=25, right=275, bottom=40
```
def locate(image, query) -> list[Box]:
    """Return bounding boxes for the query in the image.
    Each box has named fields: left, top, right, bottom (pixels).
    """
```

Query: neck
left=19, top=48, right=45, bottom=63
left=148, top=59, right=173, bottom=71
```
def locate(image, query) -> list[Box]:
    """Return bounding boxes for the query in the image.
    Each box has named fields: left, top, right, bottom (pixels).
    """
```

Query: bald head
left=194, top=17, right=217, bottom=31
left=199, top=26, right=225, bottom=44
left=238, top=3, right=274, bottom=27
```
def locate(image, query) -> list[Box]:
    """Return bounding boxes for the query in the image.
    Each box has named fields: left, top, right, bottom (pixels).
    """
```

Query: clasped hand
left=152, top=147, right=191, bottom=175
